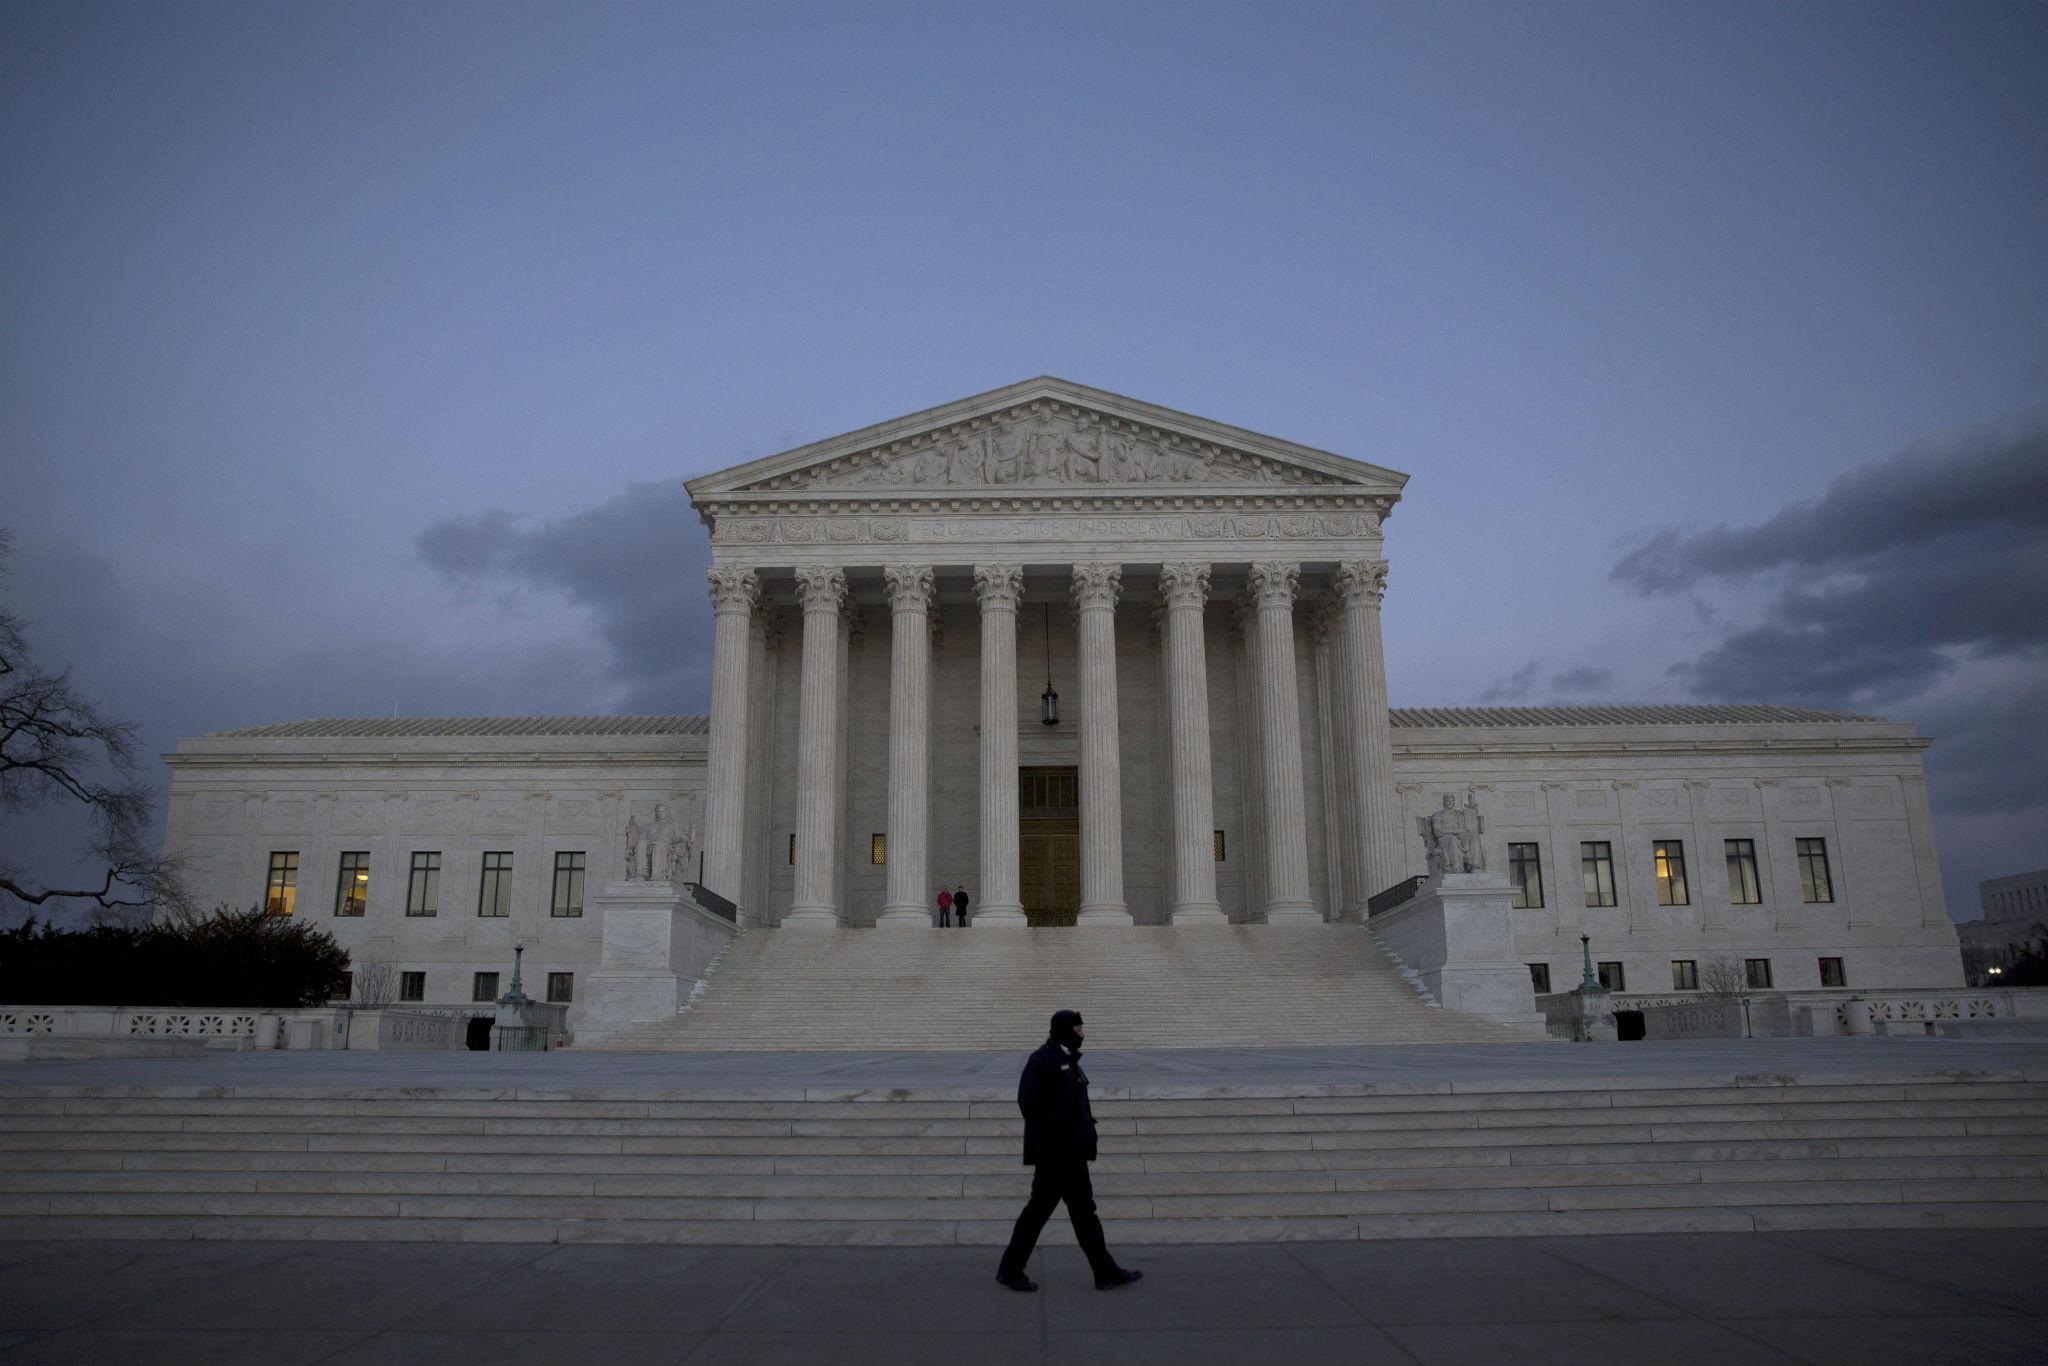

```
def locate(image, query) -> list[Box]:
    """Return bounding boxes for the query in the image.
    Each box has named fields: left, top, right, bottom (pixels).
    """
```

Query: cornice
left=164, top=749, right=709, bottom=771
left=1391, top=736, right=1933, bottom=760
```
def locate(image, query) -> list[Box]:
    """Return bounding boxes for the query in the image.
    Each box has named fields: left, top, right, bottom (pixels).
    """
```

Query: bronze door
left=1019, top=766, right=1080, bottom=927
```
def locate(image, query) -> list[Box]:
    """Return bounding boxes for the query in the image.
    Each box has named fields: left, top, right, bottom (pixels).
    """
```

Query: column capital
left=1157, top=561, right=1211, bottom=611
left=794, top=566, right=847, bottom=614
left=883, top=564, right=936, bottom=614
left=1247, top=561, right=1300, bottom=609
left=973, top=563, right=1024, bottom=610
left=706, top=566, right=760, bottom=616
left=1071, top=562, right=1123, bottom=612
left=1333, top=558, right=1390, bottom=608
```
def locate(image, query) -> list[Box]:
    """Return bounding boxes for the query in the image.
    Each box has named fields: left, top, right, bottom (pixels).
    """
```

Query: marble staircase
left=4, top=1074, right=2045, bottom=1243
left=584, top=923, right=1527, bottom=1051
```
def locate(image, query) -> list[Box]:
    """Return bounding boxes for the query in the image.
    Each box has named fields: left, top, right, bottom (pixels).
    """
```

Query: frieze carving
left=748, top=405, right=1340, bottom=492
left=718, top=511, right=1378, bottom=546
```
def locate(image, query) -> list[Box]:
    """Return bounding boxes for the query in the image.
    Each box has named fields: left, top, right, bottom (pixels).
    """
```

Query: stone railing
left=1366, top=876, right=1428, bottom=918
left=0, top=1004, right=482, bottom=1051
left=1568, top=986, right=2048, bottom=1040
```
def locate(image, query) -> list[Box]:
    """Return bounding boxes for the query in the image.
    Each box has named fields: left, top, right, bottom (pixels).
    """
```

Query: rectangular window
left=264, top=851, right=299, bottom=916
left=1653, top=840, right=1689, bottom=906
left=1818, top=956, right=1846, bottom=988
left=1745, top=958, right=1774, bottom=989
left=477, top=852, right=513, bottom=918
left=406, top=852, right=441, bottom=917
left=789, top=833, right=796, bottom=866
left=546, top=971, right=574, bottom=1004
left=551, top=852, right=586, bottom=918
left=1214, top=830, right=1227, bottom=862
left=333, top=852, right=369, bottom=917
left=1725, top=839, right=1761, bottom=904
left=1671, top=959, right=1699, bottom=991
left=472, top=971, right=500, bottom=1002
left=870, top=833, right=886, bottom=866
left=399, top=971, right=424, bottom=1002
left=1797, top=838, right=1834, bottom=903
left=337, top=971, right=353, bottom=999
left=1597, top=961, right=1626, bottom=991
left=1527, top=963, right=1551, bottom=994
left=1508, top=843, right=1544, bottom=908
left=1580, top=842, right=1617, bottom=908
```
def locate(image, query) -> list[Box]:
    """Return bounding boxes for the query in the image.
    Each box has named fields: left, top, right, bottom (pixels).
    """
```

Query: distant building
left=1960, top=868, right=2048, bottom=986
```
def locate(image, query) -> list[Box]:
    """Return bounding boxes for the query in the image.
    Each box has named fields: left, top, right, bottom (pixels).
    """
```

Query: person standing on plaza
left=953, top=883, right=970, bottom=928
left=935, top=886, right=953, bottom=927
left=996, top=1010, right=1143, bottom=1293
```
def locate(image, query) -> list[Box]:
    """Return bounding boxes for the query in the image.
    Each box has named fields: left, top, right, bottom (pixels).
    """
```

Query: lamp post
left=1579, top=932, right=1599, bottom=992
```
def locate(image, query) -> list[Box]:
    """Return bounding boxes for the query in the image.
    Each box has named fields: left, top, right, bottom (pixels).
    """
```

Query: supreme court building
left=161, top=379, right=1967, bottom=1033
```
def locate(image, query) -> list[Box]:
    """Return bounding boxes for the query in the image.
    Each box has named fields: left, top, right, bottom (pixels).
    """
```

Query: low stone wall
left=0, top=1004, right=472, bottom=1051
left=1535, top=986, right=2048, bottom=1040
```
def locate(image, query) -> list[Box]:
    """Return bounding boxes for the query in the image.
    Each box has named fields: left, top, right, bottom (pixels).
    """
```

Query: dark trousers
left=999, top=1158, right=1117, bottom=1278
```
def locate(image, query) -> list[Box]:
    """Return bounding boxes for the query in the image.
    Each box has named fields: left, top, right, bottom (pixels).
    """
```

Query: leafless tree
left=1699, top=956, right=1746, bottom=999
left=348, top=959, right=399, bottom=1008
left=0, top=530, right=188, bottom=918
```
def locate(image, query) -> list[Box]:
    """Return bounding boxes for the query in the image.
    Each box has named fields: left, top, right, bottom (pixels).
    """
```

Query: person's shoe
left=996, top=1269, right=1038, bottom=1293
left=1095, top=1267, right=1144, bottom=1290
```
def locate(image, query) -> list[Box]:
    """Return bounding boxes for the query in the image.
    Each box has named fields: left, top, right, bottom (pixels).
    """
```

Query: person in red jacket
left=935, top=887, right=953, bottom=927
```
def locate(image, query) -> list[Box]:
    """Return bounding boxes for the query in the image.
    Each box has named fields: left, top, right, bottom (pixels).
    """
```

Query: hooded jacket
left=1016, top=1023, right=1098, bottom=1165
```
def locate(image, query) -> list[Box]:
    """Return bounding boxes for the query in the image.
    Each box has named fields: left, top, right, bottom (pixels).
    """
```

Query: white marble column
left=1309, top=599, right=1354, bottom=922
left=1160, top=562, right=1225, bottom=924
left=786, top=566, right=847, bottom=927
left=1072, top=562, right=1131, bottom=925
left=1335, top=560, right=1401, bottom=908
left=878, top=565, right=936, bottom=927
left=973, top=565, right=1027, bottom=926
left=1248, top=561, right=1318, bottom=923
left=701, top=567, right=759, bottom=914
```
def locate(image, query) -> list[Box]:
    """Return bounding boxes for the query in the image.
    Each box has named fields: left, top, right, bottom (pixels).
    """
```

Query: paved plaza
left=3, top=1228, right=2046, bottom=1364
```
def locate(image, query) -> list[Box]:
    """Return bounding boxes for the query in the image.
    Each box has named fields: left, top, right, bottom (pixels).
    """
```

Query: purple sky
left=4, top=1, right=2044, bottom=923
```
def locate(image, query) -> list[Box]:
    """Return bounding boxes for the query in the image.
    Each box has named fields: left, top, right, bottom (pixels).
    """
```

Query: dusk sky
left=4, top=1, right=2044, bottom=922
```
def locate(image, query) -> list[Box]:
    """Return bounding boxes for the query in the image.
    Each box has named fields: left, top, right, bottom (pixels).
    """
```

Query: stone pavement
left=2, top=1229, right=2045, bottom=1364
left=4, top=1037, right=2047, bottom=1095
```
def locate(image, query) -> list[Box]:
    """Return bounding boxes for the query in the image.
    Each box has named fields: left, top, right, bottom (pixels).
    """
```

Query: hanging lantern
left=1040, top=602, right=1060, bottom=726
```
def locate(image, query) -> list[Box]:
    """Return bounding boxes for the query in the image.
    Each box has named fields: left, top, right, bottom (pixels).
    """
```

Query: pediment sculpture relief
left=757, top=411, right=1333, bottom=491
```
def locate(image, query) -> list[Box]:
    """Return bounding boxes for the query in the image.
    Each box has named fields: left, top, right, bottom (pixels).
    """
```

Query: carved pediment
left=687, top=378, right=1407, bottom=503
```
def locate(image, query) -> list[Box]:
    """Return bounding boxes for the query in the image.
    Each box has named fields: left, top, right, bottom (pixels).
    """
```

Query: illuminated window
left=871, top=833, right=886, bottom=866
left=333, top=852, right=369, bottom=917
left=1797, top=838, right=1833, bottom=903
left=1818, top=956, right=1846, bottom=988
left=472, top=972, right=500, bottom=1002
left=1596, top=961, right=1625, bottom=991
left=1745, top=958, right=1774, bottom=989
left=547, top=972, right=574, bottom=1004
left=1580, top=842, right=1616, bottom=908
left=406, top=852, right=440, bottom=917
left=1527, top=963, right=1551, bottom=994
left=1653, top=841, right=1689, bottom=906
left=399, top=971, right=424, bottom=1002
left=551, top=852, right=586, bottom=918
left=1725, top=839, right=1761, bottom=904
left=1671, top=959, right=1698, bottom=990
left=477, top=852, right=512, bottom=918
left=1509, top=843, right=1544, bottom=908
left=264, top=852, right=299, bottom=916
left=1214, top=830, right=1227, bottom=862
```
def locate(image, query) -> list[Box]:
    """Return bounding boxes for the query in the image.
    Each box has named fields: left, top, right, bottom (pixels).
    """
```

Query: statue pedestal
left=1368, top=872, right=1547, bottom=1035
left=1567, top=983, right=1618, bottom=1043
left=581, top=880, right=738, bottom=1036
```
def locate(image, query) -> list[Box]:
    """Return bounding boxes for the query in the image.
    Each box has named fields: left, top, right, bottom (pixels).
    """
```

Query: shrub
left=0, top=905, right=350, bottom=1007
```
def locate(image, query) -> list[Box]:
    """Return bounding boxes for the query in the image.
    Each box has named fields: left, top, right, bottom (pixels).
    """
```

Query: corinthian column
left=701, top=567, right=758, bottom=915
left=878, top=565, right=936, bottom=927
left=1248, top=561, right=1318, bottom=923
left=786, top=566, right=847, bottom=927
left=1335, top=560, right=1401, bottom=904
left=1071, top=562, right=1131, bottom=925
left=1160, top=563, right=1225, bottom=924
left=973, top=565, right=1027, bottom=926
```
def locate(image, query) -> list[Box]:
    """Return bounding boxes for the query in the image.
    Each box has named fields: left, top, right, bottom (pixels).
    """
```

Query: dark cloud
left=1477, top=660, right=1616, bottom=704
left=417, top=479, right=712, bottom=714
left=1613, top=414, right=2048, bottom=708
left=1478, top=660, right=1540, bottom=704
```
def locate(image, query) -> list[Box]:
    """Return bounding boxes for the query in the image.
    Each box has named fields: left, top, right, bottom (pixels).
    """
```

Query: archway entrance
left=1019, top=766, right=1080, bottom=927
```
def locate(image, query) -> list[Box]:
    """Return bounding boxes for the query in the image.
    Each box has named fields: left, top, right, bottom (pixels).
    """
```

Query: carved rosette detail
left=972, top=564, right=1024, bottom=610
left=1247, top=561, right=1301, bottom=609
left=1070, top=562, right=1123, bottom=612
left=1333, top=559, right=1389, bottom=608
left=793, top=566, right=847, bottom=615
left=706, top=566, right=760, bottom=615
left=882, top=564, right=936, bottom=614
left=1157, top=562, right=1211, bottom=611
